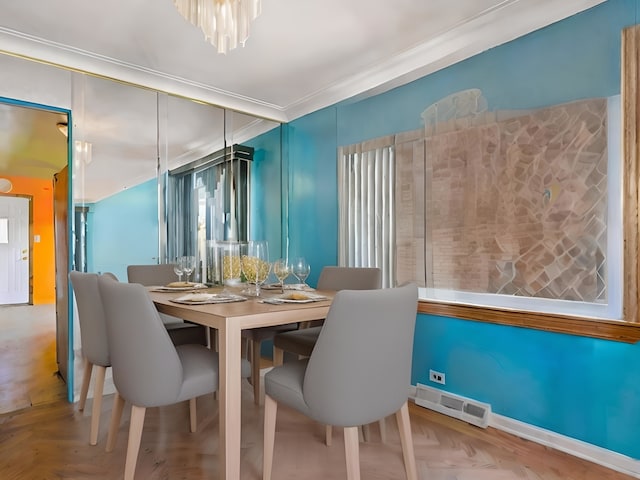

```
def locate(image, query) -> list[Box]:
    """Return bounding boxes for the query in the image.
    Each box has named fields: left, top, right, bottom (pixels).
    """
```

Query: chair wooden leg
left=79, top=358, right=93, bottom=411
left=273, top=347, right=284, bottom=366
left=206, top=326, right=212, bottom=349
left=395, top=402, right=417, bottom=480
left=241, top=336, right=249, bottom=359
left=252, top=339, right=262, bottom=405
left=189, top=398, right=197, bottom=433
left=89, top=365, right=107, bottom=445
left=106, top=392, right=125, bottom=453
left=361, top=424, right=370, bottom=442
left=211, top=328, right=219, bottom=352
left=325, top=424, right=332, bottom=446
left=263, top=394, right=278, bottom=480
left=379, top=417, right=387, bottom=444
left=124, top=405, right=146, bottom=480
left=343, top=426, right=361, bottom=480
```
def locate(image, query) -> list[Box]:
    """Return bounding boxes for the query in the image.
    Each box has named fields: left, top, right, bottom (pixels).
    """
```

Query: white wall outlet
left=429, top=369, right=446, bottom=385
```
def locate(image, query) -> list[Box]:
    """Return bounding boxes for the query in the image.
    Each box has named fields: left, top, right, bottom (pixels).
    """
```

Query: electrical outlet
left=429, top=369, right=446, bottom=385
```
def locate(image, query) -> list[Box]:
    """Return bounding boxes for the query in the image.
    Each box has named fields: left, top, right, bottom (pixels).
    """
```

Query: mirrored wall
left=0, top=51, right=282, bottom=401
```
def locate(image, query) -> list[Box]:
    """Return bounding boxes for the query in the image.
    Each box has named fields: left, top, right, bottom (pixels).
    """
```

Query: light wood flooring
left=0, top=304, right=66, bottom=414
left=0, top=305, right=635, bottom=479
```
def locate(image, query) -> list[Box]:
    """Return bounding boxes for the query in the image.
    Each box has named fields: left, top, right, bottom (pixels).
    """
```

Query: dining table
left=148, top=285, right=334, bottom=480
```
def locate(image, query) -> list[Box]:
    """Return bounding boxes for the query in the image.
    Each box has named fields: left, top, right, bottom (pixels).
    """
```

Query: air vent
left=415, top=383, right=491, bottom=428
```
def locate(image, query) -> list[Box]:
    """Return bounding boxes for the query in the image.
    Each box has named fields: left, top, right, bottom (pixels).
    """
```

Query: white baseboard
left=409, top=386, right=640, bottom=478
left=490, top=413, right=640, bottom=478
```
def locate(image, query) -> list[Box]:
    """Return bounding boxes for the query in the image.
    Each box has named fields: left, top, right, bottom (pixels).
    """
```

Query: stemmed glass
left=173, top=258, right=185, bottom=283
left=241, top=240, right=270, bottom=296
left=292, top=257, right=311, bottom=288
left=272, top=259, right=291, bottom=293
left=181, top=255, right=195, bottom=283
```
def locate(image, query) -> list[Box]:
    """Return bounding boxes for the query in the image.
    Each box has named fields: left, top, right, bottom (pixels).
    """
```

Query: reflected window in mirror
left=167, top=144, right=253, bottom=283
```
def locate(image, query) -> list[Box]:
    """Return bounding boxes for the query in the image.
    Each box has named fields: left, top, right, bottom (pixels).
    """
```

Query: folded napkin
left=261, top=283, right=315, bottom=291
left=170, top=293, right=247, bottom=304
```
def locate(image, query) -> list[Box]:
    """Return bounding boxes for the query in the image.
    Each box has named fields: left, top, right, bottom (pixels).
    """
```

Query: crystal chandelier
left=173, top=0, right=262, bottom=54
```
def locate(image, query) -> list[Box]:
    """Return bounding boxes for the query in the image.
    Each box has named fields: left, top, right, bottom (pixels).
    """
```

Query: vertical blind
left=338, top=136, right=395, bottom=288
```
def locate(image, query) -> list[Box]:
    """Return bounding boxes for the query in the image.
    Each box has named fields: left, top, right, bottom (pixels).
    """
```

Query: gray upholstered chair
left=272, top=266, right=382, bottom=365
left=127, top=263, right=208, bottom=346
left=263, top=284, right=419, bottom=480
left=272, top=266, right=383, bottom=443
left=98, top=276, right=246, bottom=480
left=69, top=270, right=114, bottom=446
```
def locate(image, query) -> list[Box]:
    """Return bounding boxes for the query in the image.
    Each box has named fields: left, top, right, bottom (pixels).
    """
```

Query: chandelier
left=173, top=0, right=262, bottom=54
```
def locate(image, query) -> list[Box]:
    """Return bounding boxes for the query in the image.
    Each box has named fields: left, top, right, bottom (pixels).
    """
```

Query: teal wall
left=285, top=108, right=338, bottom=287
left=88, top=179, right=158, bottom=281
left=89, top=0, right=640, bottom=460
left=246, top=126, right=283, bottom=261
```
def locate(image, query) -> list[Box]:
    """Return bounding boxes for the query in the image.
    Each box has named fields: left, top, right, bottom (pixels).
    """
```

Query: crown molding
left=0, top=26, right=288, bottom=123
left=283, top=0, right=606, bottom=121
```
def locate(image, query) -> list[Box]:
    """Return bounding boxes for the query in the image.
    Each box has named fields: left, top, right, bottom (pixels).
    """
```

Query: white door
left=0, top=196, right=30, bottom=304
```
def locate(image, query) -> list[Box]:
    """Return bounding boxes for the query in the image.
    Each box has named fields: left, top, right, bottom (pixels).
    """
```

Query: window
left=338, top=136, right=395, bottom=288
left=338, top=94, right=623, bottom=320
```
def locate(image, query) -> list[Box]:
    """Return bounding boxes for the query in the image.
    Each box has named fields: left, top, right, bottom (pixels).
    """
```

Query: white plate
left=153, top=283, right=208, bottom=292
left=266, top=292, right=328, bottom=304
left=170, top=293, right=246, bottom=304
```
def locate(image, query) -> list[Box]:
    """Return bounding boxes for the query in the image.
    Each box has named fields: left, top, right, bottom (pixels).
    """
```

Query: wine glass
left=272, top=259, right=291, bottom=293
left=182, top=255, right=195, bottom=283
left=292, top=257, right=310, bottom=288
left=241, top=240, right=270, bottom=296
left=173, top=258, right=184, bottom=283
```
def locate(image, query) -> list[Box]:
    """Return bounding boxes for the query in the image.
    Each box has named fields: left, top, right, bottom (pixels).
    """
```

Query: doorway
left=0, top=97, right=71, bottom=408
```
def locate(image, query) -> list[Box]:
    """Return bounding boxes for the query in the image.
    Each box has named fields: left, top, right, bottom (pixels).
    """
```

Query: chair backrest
left=102, top=272, right=118, bottom=281
left=316, top=266, right=381, bottom=291
left=127, top=264, right=178, bottom=286
left=303, top=283, right=418, bottom=427
left=97, top=275, right=184, bottom=407
left=69, top=271, right=111, bottom=367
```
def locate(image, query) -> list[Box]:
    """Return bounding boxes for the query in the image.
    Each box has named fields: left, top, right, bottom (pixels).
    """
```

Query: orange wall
left=4, top=175, right=56, bottom=304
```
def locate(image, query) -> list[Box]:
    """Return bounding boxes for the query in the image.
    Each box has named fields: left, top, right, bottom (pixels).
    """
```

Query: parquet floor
left=0, top=305, right=635, bottom=479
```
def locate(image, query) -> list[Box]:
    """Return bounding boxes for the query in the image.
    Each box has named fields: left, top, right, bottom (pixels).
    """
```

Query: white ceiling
left=0, top=0, right=605, bottom=201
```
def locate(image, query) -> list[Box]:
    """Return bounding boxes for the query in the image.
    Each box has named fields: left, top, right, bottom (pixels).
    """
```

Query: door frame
left=0, top=96, right=73, bottom=401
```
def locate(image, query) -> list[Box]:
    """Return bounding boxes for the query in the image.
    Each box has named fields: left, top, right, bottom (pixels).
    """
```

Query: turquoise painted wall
left=286, top=107, right=338, bottom=287
left=246, top=126, right=283, bottom=262
left=88, top=179, right=158, bottom=280
left=283, top=0, right=640, bottom=459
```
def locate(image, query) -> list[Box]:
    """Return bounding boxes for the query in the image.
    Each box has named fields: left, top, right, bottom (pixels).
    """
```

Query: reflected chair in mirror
left=127, top=264, right=208, bottom=346
left=263, top=284, right=419, bottom=480
left=97, top=277, right=235, bottom=480
left=69, top=270, right=116, bottom=446
left=271, top=266, right=382, bottom=366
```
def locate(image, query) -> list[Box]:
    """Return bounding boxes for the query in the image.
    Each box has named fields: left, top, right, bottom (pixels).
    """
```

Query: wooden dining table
left=148, top=286, right=333, bottom=480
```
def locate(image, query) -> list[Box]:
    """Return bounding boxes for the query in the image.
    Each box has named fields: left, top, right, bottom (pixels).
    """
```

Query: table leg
left=218, top=323, right=243, bottom=480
